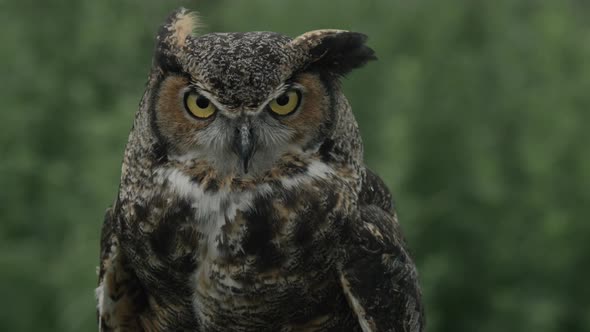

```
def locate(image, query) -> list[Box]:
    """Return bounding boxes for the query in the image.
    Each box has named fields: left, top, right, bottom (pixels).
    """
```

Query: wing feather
left=340, top=169, right=424, bottom=332
left=97, top=205, right=145, bottom=331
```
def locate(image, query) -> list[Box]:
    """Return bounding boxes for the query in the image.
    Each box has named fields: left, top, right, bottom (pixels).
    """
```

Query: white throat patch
left=155, top=168, right=270, bottom=255
left=155, top=160, right=334, bottom=254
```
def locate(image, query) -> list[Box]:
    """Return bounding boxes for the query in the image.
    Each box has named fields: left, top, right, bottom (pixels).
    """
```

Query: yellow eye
left=184, top=92, right=217, bottom=119
left=268, top=90, right=301, bottom=116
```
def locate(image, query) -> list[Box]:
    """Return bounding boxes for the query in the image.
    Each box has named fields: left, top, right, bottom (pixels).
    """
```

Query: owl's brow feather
left=185, top=77, right=305, bottom=115
left=254, top=81, right=306, bottom=113
left=188, top=78, right=211, bottom=92
left=183, top=85, right=229, bottom=114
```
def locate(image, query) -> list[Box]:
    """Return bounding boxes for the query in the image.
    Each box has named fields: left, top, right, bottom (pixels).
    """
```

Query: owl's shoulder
left=359, top=167, right=395, bottom=214
left=341, top=168, right=424, bottom=331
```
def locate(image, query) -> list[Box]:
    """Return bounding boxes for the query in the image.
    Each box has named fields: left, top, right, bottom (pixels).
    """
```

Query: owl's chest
left=150, top=166, right=352, bottom=263
left=124, top=166, right=357, bottom=328
left=188, top=178, right=347, bottom=281
left=188, top=185, right=351, bottom=329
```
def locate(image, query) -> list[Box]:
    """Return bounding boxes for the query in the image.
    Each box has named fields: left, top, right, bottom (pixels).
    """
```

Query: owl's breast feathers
left=97, top=157, right=422, bottom=331
left=98, top=157, right=423, bottom=331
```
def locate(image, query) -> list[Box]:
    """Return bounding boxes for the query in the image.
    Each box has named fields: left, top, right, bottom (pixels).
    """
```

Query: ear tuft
left=157, top=8, right=202, bottom=49
left=291, top=30, right=376, bottom=76
left=154, top=8, right=202, bottom=72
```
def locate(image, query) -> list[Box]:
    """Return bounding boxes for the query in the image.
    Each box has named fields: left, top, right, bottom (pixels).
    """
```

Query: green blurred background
left=2, top=0, right=590, bottom=331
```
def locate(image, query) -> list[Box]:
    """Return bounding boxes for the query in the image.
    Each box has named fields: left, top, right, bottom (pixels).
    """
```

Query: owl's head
left=140, top=8, right=375, bottom=178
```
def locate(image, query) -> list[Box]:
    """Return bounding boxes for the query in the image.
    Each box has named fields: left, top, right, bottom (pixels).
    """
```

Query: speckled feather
left=98, top=8, right=423, bottom=332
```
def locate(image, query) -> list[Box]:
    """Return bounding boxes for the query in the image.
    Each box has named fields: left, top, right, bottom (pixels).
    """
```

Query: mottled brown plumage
left=97, top=8, right=424, bottom=331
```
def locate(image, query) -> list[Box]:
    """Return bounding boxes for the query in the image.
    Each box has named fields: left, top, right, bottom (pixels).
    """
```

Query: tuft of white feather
left=168, top=8, right=202, bottom=48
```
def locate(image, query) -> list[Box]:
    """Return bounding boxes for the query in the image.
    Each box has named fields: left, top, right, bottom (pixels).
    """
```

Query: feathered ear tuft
left=157, top=8, right=201, bottom=48
left=154, top=8, right=202, bottom=72
left=290, top=30, right=376, bottom=77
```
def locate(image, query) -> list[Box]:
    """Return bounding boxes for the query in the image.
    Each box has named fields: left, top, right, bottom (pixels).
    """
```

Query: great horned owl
left=97, top=8, right=424, bottom=332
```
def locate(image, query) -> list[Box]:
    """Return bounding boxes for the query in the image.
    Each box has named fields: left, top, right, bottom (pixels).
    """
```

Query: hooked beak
left=232, top=122, right=256, bottom=174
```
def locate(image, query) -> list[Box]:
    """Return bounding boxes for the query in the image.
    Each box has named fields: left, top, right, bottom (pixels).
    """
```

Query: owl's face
left=149, top=10, right=374, bottom=177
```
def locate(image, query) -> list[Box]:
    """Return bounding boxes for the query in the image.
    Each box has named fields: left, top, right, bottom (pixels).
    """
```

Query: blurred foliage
left=1, top=0, right=589, bottom=331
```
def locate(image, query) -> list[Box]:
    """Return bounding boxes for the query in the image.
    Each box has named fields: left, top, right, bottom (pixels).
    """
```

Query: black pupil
left=196, top=96, right=210, bottom=109
left=276, top=94, right=290, bottom=106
